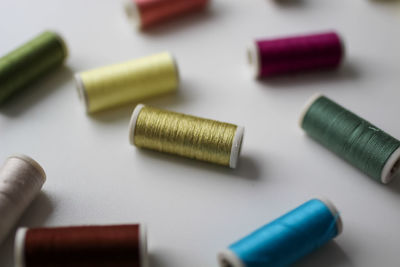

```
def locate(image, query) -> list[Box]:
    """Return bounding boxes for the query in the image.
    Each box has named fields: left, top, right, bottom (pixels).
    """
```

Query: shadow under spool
left=15, top=224, right=148, bottom=267
left=129, top=104, right=244, bottom=168
left=0, top=31, right=68, bottom=104
left=218, top=198, right=342, bottom=267
left=75, top=52, right=179, bottom=114
left=0, top=155, right=46, bottom=245
left=247, top=31, right=344, bottom=78
left=125, top=0, right=210, bottom=30
left=300, top=94, right=400, bottom=184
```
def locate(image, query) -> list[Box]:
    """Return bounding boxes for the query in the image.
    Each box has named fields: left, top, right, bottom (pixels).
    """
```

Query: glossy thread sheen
left=0, top=31, right=67, bottom=104
left=131, top=0, right=209, bottom=29
left=227, top=199, right=339, bottom=267
left=254, top=32, right=342, bottom=77
left=76, top=52, right=178, bottom=113
left=21, top=225, right=142, bottom=267
left=133, top=105, right=237, bottom=167
left=301, top=96, right=400, bottom=182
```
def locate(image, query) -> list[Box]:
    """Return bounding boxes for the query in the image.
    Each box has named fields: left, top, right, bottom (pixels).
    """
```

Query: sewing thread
left=0, top=31, right=68, bottom=104
left=0, top=155, right=46, bottom=244
left=75, top=52, right=179, bottom=113
left=15, top=224, right=147, bottom=267
left=300, top=94, right=400, bottom=184
left=129, top=104, right=244, bottom=168
left=248, top=31, right=343, bottom=78
left=218, top=198, right=342, bottom=267
left=125, top=0, right=209, bottom=29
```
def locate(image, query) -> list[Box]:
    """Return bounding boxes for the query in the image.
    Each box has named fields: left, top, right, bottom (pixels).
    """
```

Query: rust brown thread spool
left=15, top=224, right=147, bottom=267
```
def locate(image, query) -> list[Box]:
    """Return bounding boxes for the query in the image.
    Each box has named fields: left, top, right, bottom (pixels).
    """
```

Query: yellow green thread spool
left=129, top=104, right=244, bottom=168
left=75, top=52, right=179, bottom=113
left=0, top=31, right=68, bottom=104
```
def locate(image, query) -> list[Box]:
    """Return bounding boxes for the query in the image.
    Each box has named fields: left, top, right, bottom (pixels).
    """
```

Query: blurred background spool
left=300, top=94, right=400, bottom=184
left=247, top=31, right=343, bottom=78
left=0, top=31, right=68, bottom=104
left=15, top=224, right=147, bottom=267
left=218, top=198, right=342, bottom=267
left=75, top=52, right=179, bottom=114
left=125, top=0, right=209, bottom=29
left=0, top=155, right=46, bottom=244
left=129, top=104, right=244, bottom=168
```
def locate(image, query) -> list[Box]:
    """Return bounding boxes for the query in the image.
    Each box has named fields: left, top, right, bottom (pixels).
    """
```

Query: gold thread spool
left=129, top=104, right=244, bottom=168
left=74, top=52, right=179, bottom=113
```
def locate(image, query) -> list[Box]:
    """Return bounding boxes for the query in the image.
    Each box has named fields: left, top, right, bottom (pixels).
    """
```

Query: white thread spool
left=0, top=155, right=46, bottom=244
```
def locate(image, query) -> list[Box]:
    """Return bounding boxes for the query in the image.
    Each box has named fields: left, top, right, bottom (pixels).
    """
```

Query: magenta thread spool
left=247, top=31, right=344, bottom=78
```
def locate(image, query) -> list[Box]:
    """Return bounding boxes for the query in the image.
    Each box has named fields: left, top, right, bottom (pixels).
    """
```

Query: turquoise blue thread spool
left=218, top=198, right=342, bottom=267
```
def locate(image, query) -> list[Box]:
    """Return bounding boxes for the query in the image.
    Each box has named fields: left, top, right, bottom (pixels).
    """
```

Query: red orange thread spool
left=248, top=31, right=344, bottom=78
left=15, top=224, right=147, bottom=267
left=125, top=0, right=209, bottom=29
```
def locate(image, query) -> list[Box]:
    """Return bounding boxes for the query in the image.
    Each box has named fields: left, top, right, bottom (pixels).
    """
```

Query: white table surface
left=1, top=0, right=400, bottom=266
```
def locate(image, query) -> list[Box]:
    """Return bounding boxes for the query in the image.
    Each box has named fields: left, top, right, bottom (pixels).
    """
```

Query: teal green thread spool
left=300, top=94, right=400, bottom=184
left=0, top=31, right=68, bottom=104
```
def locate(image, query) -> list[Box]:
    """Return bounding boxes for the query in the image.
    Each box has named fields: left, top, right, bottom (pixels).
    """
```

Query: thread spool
left=0, top=31, right=68, bottom=104
left=300, top=94, right=400, bottom=184
left=0, top=155, right=46, bottom=244
left=129, top=104, right=244, bottom=168
left=247, top=31, right=344, bottom=78
left=75, top=52, right=179, bottom=114
left=218, top=198, right=342, bottom=267
left=15, top=224, right=148, bottom=267
left=125, top=0, right=209, bottom=29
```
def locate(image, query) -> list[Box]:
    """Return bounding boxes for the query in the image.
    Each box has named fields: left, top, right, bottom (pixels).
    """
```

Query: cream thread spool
left=75, top=52, right=179, bottom=114
left=0, top=155, right=46, bottom=244
left=129, top=104, right=244, bottom=168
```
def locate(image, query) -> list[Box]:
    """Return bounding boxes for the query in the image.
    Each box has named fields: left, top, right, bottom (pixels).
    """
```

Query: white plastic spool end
left=74, top=73, right=89, bottom=114
left=230, top=126, right=244, bottom=169
left=139, top=223, right=148, bottom=267
left=129, top=104, right=145, bottom=146
left=217, top=249, right=245, bottom=267
left=247, top=41, right=260, bottom=79
left=381, top=147, right=400, bottom=184
left=124, top=0, right=142, bottom=30
left=14, top=228, right=27, bottom=267
left=298, top=93, right=324, bottom=129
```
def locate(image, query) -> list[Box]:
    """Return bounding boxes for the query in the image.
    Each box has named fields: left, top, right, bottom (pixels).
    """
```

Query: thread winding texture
left=16, top=224, right=147, bottom=267
left=75, top=52, right=179, bottom=113
left=126, top=0, right=209, bottom=29
left=249, top=32, right=343, bottom=78
left=130, top=105, right=244, bottom=168
left=301, top=95, right=400, bottom=183
left=218, top=199, right=341, bottom=267
left=0, top=155, right=46, bottom=244
left=0, top=31, right=67, bottom=104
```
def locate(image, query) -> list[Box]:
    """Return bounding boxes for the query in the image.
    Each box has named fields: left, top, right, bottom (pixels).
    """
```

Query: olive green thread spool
left=300, top=94, right=400, bottom=184
left=129, top=104, right=244, bottom=168
left=0, top=31, right=68, bottom=104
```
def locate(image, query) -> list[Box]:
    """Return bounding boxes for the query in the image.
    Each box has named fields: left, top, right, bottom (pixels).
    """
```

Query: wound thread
left=129, top=104, right=244, bottom=168
left=248, top=31, right=343, bottom=78
left=218, top=198, right=342, bottom=267
left=125, top=0, right=209, bottom=29
left=15, top=224, right=147, bottom=267
left=300, top=94, right=400, bottom=184
left=75, top=52, right=179, bottom=114
left=0, top=31, right=68, bottom=104
left=0, top=155, right=46, bottom=244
